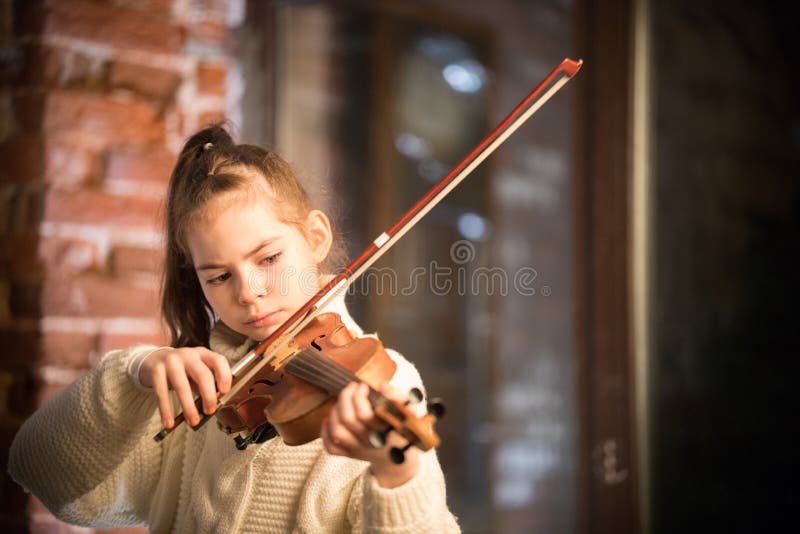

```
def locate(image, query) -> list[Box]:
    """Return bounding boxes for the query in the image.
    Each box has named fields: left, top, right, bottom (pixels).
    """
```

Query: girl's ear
left=304, top=209, right=333, bottom=264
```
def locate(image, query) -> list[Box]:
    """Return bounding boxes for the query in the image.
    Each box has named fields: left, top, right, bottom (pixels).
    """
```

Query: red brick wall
left=1, top=1, right=241, bottom=531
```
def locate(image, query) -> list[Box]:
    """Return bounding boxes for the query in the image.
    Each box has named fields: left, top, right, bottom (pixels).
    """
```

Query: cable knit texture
left=8, top=297, right=459, bottom=533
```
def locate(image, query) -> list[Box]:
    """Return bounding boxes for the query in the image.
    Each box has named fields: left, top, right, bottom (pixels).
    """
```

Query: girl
left=8, top=125, right=459, bottom=533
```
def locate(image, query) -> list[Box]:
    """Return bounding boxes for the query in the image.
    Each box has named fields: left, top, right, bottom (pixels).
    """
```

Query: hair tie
left=203, top=142, right=213, bottom=151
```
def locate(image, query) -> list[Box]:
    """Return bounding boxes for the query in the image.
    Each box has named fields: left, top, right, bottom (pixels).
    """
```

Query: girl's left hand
left=321, top=382, right=421, bottom=488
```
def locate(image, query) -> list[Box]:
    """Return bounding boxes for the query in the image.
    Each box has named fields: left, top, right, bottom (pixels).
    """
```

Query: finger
left=338, top=382, right=368, bottom=435
left=151, top=362, right=174, bottom=428
left=200, top=349, right=232, bottom=394
left=353, top=383, right=381, bottom=430
left=321, top=416, right=350, bottom=456
left=327, top=390, right=360, bottom=450
left=165, top=355, right=200, bottom=425
left=184, top=357, right=219, bottom=415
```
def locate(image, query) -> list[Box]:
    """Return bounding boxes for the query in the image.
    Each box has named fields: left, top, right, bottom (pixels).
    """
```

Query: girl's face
left=186, top=194, right=332, bottom=340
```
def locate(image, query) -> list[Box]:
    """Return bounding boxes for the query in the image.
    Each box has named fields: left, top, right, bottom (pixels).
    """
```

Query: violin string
left=285, top=349, right=402, bottom=418
left=284, top=360, right=346, bottom=393
left=292, top=352, right=367, bottom=396
left=297, top=349, right=356, bottom=387
left=285, top=349, right=356, bottom=391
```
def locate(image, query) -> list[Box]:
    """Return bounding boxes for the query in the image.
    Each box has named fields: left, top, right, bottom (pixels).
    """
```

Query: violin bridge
left=270, top=338, right=301, bottom=369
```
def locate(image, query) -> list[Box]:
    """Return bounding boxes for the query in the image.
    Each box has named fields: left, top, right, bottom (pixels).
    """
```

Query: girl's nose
left=238, top=268, right=269, bottom=304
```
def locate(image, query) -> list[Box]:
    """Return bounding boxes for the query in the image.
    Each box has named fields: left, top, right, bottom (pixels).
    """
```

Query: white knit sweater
left=8, top=299, right=459, bottom=533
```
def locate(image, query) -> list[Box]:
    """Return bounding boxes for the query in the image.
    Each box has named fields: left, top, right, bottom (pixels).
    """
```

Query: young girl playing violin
left=8, top=125, right=459, bottom=533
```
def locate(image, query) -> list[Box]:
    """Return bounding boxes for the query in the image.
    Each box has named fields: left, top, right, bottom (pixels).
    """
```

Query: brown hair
left=161, top=124, right=343, bottom=347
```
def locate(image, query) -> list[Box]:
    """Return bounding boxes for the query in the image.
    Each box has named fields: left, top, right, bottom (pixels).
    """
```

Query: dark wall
left=651, top=1, right=799, bottom=531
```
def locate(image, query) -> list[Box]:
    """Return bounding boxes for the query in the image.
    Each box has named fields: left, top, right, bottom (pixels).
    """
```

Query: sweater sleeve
left=350, top=349, right=460, bottom=533
left=7, top=344, right=167, bottom=528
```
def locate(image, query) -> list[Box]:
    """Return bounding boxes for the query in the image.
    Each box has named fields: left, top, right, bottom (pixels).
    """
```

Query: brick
left=42, top=45, right=106, bottom=90
left=41, top=331, right=97, bottom=369
left=45, top=140, right=99, bottom=188
left=44, top=188, right=162, bottom=228
left=35, top=381, right=70, bottom=408
left=42, top=271, right=160, bottom=318
left=98, top=331, right=168, bottom=356
left=38, top=236, right=98, bottom=273
left=4, top=43, right=106, bottom=90
left=44, top=0, right=185, bottom=54
left=197, top=61, right=227, bottom=96
left=186, top=0, right=229, bottom=14
left=109, top=61, right=180, bottom=101
left=108, top=0, right=174, bottom=16
left=187, top=19, right=226, bottom=46
left=44, top=90, right=164, bottom=149
left=197, top=109, right=227, bottom=128
left=109, top=245, right=162, bottom=276
left=0, top=134, right=44, bottom=183
left=105, top=146, right=176, bottom=188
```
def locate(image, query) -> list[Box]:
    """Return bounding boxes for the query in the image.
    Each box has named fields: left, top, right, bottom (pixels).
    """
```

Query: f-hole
left=249, top=376, right=281, bottom=394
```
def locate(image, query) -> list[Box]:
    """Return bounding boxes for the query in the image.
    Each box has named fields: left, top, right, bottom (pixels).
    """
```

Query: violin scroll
left=368, top=386, right=445, bottom=464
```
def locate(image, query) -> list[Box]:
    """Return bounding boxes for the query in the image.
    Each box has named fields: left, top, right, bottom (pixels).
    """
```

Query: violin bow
left=155, top=57, right=583, bottom=442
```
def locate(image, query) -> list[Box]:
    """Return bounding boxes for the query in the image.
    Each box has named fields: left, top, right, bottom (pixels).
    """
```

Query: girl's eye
left=207, top=272, right=231, bottom=285
left=260, top=252, right=282, bottom=265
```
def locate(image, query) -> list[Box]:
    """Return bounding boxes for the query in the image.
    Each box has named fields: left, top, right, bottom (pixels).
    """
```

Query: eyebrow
left=195, top=238, right=280, bottom=271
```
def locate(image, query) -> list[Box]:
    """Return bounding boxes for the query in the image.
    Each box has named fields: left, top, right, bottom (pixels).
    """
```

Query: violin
left=214, top=312, right=444, bottom=460
left=153, top=58, right=583, bottom=463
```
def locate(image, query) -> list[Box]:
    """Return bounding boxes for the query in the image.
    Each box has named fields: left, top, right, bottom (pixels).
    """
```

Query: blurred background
left=0, top=0, right=796, bottom=533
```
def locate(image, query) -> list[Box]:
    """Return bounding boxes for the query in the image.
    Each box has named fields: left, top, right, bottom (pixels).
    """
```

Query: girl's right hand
left=138, top=347, right=232, bottom=429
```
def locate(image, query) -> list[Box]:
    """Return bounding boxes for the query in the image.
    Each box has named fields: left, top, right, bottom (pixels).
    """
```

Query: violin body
left=215, top=312, right=397, bottom=445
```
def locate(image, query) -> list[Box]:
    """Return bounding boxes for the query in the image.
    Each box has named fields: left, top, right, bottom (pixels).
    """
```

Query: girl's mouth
left=245, top=310, right=282, bottom=328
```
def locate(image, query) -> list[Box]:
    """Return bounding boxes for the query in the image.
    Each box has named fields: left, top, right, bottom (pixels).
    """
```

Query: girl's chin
left=251, top=324, right=280, bottom=340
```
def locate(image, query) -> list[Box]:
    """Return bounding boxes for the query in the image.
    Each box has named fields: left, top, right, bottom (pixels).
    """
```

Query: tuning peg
left=233, top=434, right=249, bottom=451
left=368, top=427, right=391, bottom=448
left=427, top=398, right=445, bottom=419
left=406, top=387, right=423, bottom=405
left=389, top=443, right=412, bottom=464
